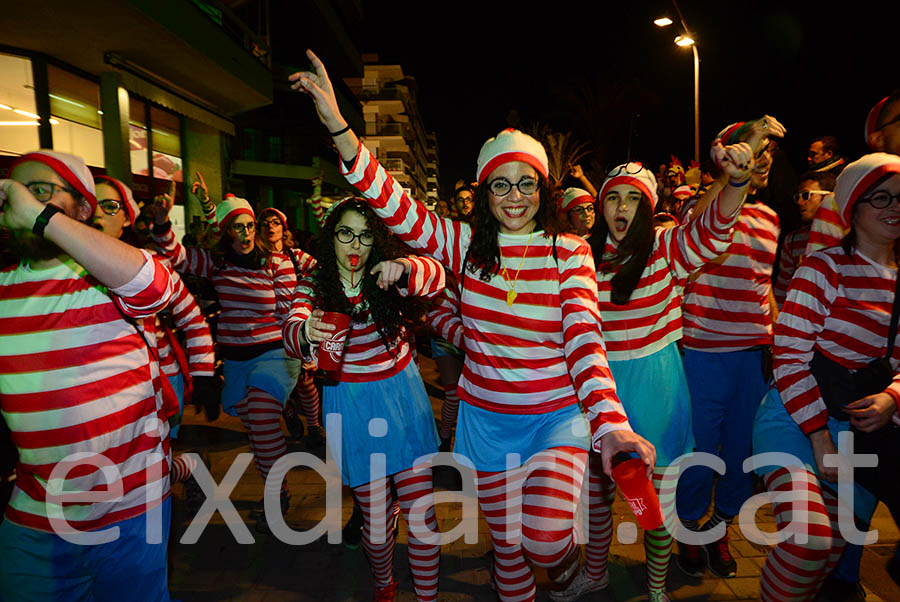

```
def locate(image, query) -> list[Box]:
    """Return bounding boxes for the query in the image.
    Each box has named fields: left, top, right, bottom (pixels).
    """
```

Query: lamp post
left=655, top=4, right=700, bottom=164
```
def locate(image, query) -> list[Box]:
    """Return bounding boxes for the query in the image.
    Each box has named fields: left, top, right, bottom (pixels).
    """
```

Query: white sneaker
left=548, top=567, right=609, bottom=602
left=648, top=591, right=671, bottom=602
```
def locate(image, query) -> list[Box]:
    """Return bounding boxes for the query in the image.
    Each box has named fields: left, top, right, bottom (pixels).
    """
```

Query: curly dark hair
left=466, top=174, right=567, bottom=281
left=589, top=193, right=656, bottom=305
left=311, top=199, right=415, bottom=357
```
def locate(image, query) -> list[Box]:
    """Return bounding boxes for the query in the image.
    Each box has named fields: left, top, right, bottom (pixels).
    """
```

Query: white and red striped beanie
left=865, top=96, right=889, bottom=149
left=598, top=163, right=659, bottom=211
left=260, top=207, right=289, bottom=228
left=94, top=175, right=140, bottom=225
left=559, top=187, right=594, bottom=213
left=476, top=128, right=549, bottom=184
left=673, top=184, right=693, bottom=200
left=10, top=150, right=97, bottom=211
left=834, top=152, right=900, bottom=225
left=216, top=194, right=254, bottom=228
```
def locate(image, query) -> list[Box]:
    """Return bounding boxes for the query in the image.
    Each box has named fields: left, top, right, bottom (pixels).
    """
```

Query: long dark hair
left=590, top=193, right=656, bottom=305
left=312, top=199, right=411, bottom=357
left=467, top=174, right=566, bottom=281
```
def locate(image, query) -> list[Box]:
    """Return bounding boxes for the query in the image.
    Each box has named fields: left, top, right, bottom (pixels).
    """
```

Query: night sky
left=361, top=0, right=900, bottom=191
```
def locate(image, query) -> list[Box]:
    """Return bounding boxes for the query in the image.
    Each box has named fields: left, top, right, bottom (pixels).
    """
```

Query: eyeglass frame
left=97, top=199, right=124, bottom=216
left=859, top=191, right=900, bottom=209
left=259, top=217, right=283, bottom=228
left=605, top=163, right=648, bottom=178
left=487, top=177, right=539, bottom=197
left=334, top=226, right=375, bottom=247
left=792, top=190, right=831, bottom=202
left=230, top=222, right=256, bottom=235
left=569, top=204, right=596, bottom=217
left=25, top=181, right=78, bottom=203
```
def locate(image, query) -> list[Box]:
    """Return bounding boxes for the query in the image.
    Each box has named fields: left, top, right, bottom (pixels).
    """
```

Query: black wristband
left=32, top=204, right=64, bottom=237
left=152, top=220, right=172, bottom=235
left=329, top=124, right=351, bottom=137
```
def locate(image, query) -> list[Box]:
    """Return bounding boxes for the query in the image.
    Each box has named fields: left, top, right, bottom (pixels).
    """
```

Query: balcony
left=383, top=158, right=407, bottom=172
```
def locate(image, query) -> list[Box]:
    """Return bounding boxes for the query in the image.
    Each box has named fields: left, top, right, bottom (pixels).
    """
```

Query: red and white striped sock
left=234, top=387, right=288, bottom=495
left=645, top=466, right=677, bottom=594
left=353, top=477, right=397, bottom=589
left=171, top=454, right=197, bottom=484
left=759, top=466, right=845, bottom=601
left=584, top=455, right=616, bottom=582
left=438, top=388, right=459, bottom=440
left=395, top=465, right=441, bottom=601
left=293, top=371, right=321, bottom=428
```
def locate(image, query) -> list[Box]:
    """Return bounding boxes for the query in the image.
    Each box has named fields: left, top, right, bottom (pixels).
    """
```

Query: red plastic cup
left=611, top=458, right=664, bottom=530
left=316, top=312, right=351, bottom=373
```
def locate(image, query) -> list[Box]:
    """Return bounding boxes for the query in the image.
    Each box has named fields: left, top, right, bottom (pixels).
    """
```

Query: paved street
left=169, top=355, right=900, bottom=601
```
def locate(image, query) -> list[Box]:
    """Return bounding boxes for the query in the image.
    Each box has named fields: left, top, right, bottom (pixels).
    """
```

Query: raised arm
left=151, top=190, right=216, bottom=279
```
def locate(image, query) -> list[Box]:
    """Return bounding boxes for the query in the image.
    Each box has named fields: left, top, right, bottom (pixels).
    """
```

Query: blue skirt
left=752, top=387, right=878, bottom=521
left=222, top=348, right=301, bottom=416
left=167, top=372, right=185, bottom=440
left=324, top=361, right=440, bottom=488
left=608, top=342, right=694, bottom=466
left=454, top=401, right=590, bottom=473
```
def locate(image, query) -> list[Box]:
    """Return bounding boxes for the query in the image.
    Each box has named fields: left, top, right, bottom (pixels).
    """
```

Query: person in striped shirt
left=675, top=116, right=785, bottom=579
left=256, top=206, right=325, bottom=451
left=152, top=193, right=300, bottom=533
left=0, top=151, right=175, bottom=601
left=284, top=197, right=445, bottom=601
left=554, top=144, right=758, bottom=602
left=290, top=50, right=656, bottom=602
left=773, top=172, right=835, bottom=308
left=752, top=152, right=900, bottom=601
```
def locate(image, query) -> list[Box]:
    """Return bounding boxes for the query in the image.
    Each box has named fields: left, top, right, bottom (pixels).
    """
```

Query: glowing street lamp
left=654, top=5, right=701, bottom=163
left=654, top=17, right=673, bottom=27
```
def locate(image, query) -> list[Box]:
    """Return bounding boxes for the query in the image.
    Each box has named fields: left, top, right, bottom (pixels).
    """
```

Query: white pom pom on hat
left=216, top=194, right=255, bottom=227
left=476, top=128, right=549, bottom=184
left=94, top=175, right=140, bottom=225
left=559, top=187, right=594, bottom=213
left=598, top=163, right=660, bottom=211
left=834, top=152, right=900, bottom=226
left=10, top=150, right=97, bottom=210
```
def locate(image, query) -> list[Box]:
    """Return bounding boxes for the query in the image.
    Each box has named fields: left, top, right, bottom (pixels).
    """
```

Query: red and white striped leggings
left=353, top=465, right=441, bottom=601
left=234, top=387, right=288, bottom=495
left=759, top=466, right=846, bottom=601
left=476, top=446, right=587, bottom=602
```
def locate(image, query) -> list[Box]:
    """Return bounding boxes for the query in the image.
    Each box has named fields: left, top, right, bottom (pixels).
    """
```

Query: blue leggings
left=677, top=347, right=770, bottom=521
left=0, top=498, right=172, bottom=602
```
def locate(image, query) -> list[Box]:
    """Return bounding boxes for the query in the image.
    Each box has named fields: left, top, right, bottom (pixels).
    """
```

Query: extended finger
left=306, top=49, right=329, bottom=82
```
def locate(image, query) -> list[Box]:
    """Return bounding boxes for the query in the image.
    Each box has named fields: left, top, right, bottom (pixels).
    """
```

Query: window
left=0, top=53, right=39, bottom=156
left=48, top=65, right=104, bottom=167
left=129, top=99, right=183, bottom=184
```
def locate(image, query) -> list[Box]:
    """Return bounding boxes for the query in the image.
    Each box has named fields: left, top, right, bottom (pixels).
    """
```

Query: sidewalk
left=169, top=355, right=900, bottom=601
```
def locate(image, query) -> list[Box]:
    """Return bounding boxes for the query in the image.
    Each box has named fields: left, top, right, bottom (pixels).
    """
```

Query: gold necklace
left=501, top=224, right=535, bottom=306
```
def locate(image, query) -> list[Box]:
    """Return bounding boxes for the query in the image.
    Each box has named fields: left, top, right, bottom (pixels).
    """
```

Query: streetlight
left=655, top=4, right=700, bottom=164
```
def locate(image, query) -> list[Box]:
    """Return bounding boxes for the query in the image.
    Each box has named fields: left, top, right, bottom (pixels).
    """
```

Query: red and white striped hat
left=94, top=175, right=140, bottom=225
left=559, top=187, right=594, bottom=213
left=598, top=163, right=660, bottom=211
left=216, top=194, right=255, bottom=228
left=673, top=184, right=693, bottom=200
left=10, top=150, right=97, bottom=211
left=834, top=152, right=900, bottom=225
left=865, top=96, right=889, bottom=149
left=476, top=128, right=549, bottom=184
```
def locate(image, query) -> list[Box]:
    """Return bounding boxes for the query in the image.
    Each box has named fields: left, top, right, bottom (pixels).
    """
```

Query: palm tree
left=524, top=122, right=593, bottom=189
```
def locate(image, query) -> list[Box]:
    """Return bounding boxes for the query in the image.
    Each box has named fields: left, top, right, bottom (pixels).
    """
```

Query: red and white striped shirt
left=0, top=252, right=174, bottom=532
left=283, top=256, right=445, bottom=381
left=154, top=267, right=215, bottom=378
left=597, top=191, right=740, bottom=360
left=427, top=274, right=464, bottom=350
left=773, top=225, right=810, bottom=309
left=341, top=143, right=631, bottom=442
left=681, top=202, right=780, bottom=351
left=774, top=247, right=900, bottom=434
left=286, top=247, right=317, bottom=276
left=806, top=194, right=846, bottom=255
left=154, top=226, right=296, bottom=355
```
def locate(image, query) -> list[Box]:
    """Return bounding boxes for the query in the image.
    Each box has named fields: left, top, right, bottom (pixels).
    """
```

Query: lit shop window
left=129, top=99, right=182, bottom=183
left=0, top=53, right=39, bottom=156
left=48, top=65, right=104, bottom=167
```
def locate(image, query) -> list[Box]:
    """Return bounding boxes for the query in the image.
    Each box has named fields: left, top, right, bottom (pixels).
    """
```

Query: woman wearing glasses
left=152, top=192, right=300, bottom=533
left=753, top=153, right=900, bottom=601
left=290, top=50, right=655, bottom=602
left=283, top=198, right=445, bottom=602
left=554, top=142, right=763, bottom=601
left=560, top=187, right=596, bottom=238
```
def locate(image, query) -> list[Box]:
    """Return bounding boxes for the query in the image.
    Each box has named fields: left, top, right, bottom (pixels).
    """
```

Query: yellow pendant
left=507, top=289, right=517, bottom=306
